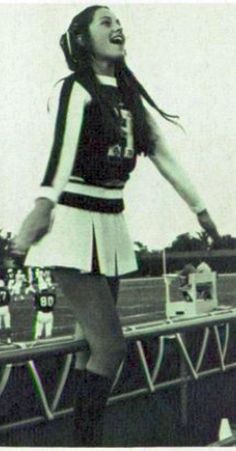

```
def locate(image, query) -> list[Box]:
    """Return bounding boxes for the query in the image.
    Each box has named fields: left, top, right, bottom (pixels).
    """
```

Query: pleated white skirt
left=25, top=204, right=138, bottom=277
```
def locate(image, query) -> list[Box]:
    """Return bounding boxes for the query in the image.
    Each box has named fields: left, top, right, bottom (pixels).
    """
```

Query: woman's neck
left=92, top=59, right=115, bottom=77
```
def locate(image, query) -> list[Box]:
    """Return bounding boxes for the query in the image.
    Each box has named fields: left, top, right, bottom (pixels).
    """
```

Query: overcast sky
left=0, top=1, right=236, bottom=249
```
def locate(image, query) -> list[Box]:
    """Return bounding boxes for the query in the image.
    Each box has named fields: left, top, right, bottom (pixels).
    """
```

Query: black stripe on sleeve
left=41, top=76, right=75, bottom=187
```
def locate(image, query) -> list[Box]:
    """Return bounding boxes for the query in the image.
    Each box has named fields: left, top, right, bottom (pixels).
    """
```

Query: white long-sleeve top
left=36, top=77, right=91, bottom=204
left=146, top=110, right=206, bottom=214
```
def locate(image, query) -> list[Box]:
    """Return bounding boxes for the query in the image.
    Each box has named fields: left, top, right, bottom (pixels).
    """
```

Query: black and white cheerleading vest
left=73, top=84, right=137, bottom=184
left=42, top=75, right=137, bottom=214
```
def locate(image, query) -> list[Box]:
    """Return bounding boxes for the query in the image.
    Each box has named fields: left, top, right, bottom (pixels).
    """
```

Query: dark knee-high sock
left=73, top=369, right=112, bottom=446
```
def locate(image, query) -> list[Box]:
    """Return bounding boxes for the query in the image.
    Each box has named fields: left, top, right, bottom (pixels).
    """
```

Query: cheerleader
left=14, top=5, right=219, bottom=446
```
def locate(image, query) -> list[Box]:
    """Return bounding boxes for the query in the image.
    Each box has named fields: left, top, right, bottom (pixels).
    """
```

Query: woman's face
left=88, top=8, right=126, bottom=62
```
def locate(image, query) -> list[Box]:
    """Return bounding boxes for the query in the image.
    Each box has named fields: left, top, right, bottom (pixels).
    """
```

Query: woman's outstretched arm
left=147, top=112, right=220, bottom=241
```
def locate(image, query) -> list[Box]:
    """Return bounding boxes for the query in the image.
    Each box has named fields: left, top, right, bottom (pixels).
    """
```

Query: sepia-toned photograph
left=0, top=0, right=236, bottom=446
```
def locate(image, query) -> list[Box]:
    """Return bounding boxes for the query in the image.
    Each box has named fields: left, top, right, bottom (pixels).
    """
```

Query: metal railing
left=0, top=278, right=236, bottom=431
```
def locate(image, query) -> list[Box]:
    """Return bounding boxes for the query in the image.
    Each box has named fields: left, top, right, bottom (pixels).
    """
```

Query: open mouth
left=110, top=35, right=125, bottom=45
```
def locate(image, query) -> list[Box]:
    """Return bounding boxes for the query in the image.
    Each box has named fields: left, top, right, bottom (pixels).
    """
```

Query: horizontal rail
left=109, top=362, right=236, bottom=404
left=123, top=309, right=236, bottom=339
left=0, top=408, right=74, bottom=433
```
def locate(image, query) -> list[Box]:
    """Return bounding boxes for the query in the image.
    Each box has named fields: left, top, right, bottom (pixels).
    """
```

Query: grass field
left=3, top=273, right=236, bottom=344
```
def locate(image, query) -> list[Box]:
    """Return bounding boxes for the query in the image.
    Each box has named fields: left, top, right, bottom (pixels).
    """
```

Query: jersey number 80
left=39, top=295, right=55, bottom=308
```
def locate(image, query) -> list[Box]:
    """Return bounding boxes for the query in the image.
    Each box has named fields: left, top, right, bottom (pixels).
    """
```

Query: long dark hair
left=60, top=5, right=180, bottom=156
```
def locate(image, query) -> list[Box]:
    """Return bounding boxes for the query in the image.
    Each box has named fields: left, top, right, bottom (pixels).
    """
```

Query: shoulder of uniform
left=47, top=74, right=91, bottom=113
left=72, top=79, right=92, bottom=103
left=60, top=74, right=91, bottom=101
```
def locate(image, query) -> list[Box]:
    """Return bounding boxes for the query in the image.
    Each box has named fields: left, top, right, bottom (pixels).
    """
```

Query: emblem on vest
left=107, top=107, right=135, bottom=160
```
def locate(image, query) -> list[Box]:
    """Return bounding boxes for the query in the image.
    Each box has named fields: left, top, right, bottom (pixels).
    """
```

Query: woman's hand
left=13, top=198, right=54, bottom=255
left=197, top=209, right=220, bottom=243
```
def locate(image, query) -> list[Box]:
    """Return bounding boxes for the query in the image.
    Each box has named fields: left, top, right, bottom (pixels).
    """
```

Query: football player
left=0, top=279, right=12, bottom=344
left=33, top=278, right=56, bottom=340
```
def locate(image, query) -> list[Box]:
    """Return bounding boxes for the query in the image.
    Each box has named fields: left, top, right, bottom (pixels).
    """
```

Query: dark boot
left=73, top=369, right=112, bottom=446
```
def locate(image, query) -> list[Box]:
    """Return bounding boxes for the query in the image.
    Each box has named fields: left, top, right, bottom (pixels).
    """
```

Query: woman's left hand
left=197, top=209, right=220, bottom=243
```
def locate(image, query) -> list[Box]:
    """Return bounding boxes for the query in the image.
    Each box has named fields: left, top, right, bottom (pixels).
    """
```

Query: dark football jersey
left=0, top=288, right=10, bottom=306
left=35, top=290, right=56, bottom=313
